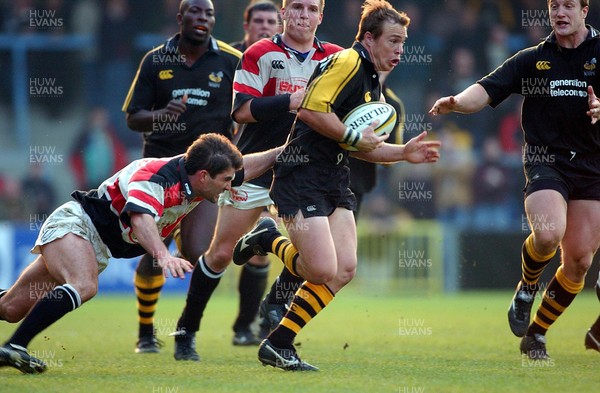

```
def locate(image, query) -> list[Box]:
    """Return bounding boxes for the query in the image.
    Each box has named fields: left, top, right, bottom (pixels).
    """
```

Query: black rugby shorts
left=523, top=144, right=600, bottom=200
left=270, top=163, right=356, bottom=218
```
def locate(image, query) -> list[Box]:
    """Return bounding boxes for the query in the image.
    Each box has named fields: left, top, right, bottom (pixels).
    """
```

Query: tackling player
left=0, top=134, right=281, bottom=374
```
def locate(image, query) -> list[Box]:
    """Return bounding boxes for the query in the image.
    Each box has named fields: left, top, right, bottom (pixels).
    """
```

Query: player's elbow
left=125, top=113, right=147, bottom=132
left=232, top=107, right=254, bottom=123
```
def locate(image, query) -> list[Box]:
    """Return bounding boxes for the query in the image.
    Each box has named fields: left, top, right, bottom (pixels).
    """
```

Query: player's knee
left=336, top=265, right=356, bottom=286
left=70, top=280, right=97, bottom=303
left=569, top=257, right=593, bottom=278
left=207, top=247, right=233, bottom=271
left=304, top=266, right=337, bottom=285
left=532, top=232, right=561, bottom=254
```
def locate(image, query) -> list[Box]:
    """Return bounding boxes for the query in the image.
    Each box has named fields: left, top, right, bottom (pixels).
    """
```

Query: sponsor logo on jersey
left=159, top=69, right=174, bottom=80
left=271, top=60, right=285, bottom=69
left=364, top=92, right=372, bottom=102
left=535, top=61, right=551, bottom=70
left=208, top=71, right=223, bottom=88
left=277, top=79, right=305, bottom=94
left=584, top=58, right=596, bottom=76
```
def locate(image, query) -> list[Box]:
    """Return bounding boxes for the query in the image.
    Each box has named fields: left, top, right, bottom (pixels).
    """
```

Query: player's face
left=246, top=10, right=280, bottom=46
left=548, top=0, right=588, bottom=37
left=367, top=22, right=406, bottom=72
left=281, top=0, right=322, bottom=43
left=196, top=169, right=235, bottom=203
left=178, top=0, right=216, bottom=45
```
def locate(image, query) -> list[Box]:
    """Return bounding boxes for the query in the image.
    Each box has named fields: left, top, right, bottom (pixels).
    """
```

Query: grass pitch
left=0, top=286, right=597, bottom=393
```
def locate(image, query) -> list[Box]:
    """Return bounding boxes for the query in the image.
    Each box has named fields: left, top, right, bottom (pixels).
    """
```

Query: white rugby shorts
left=218, top=182, right=275, bottom=210
left=32, top=201, right=112, bottom=273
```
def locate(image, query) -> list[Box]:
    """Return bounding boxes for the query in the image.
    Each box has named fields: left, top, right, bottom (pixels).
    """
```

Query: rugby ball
left=339, top=101, right=397, bottom=151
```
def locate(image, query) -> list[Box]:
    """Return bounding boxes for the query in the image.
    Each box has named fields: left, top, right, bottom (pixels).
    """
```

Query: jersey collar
left=545, top=24, right=600, bottom=45
left=271, top=33, right=326, bottom=53
left=178, top=157, right=194, bottom=200
left=353, top=41, right=374, bottom=64
left=165, top=33, right=219, bottom=54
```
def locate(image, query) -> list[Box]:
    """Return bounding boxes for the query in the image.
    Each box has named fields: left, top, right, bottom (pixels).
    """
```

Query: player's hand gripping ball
left=339, top=102, right=397, bottom=151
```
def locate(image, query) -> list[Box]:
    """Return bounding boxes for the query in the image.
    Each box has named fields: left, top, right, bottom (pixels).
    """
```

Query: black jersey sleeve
left=478, top=48, right=533, bottom=108
left=123, top=51, right=157, bottom=114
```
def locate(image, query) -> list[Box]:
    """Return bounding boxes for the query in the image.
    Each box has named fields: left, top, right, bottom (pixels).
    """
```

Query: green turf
left=0, top=287, right=597, bottom=393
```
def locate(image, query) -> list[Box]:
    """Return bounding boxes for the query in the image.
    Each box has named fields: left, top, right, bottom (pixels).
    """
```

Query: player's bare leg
left=521, top=200, right=600, bottom=359
left=1, top=234, right=97, bottom=373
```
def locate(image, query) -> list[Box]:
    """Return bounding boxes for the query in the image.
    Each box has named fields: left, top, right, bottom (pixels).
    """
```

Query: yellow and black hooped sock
left=527, top=265, right=583, bottom=336
left=521, top=234, right=556, bottom=290
left=268, top=282, right=334, bottom=349
left=134, top=273, right=166, bottom=338
left=271, top=236, right=301, bottom=277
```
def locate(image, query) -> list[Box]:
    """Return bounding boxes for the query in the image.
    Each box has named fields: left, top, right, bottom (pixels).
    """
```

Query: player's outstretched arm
left=429, top=83, right=491, bottom=115
left=351, top=131, right=440, bottom=164
left=240, top=146, right=285, bottom=182
left=129, top=212, right=193, bottom=279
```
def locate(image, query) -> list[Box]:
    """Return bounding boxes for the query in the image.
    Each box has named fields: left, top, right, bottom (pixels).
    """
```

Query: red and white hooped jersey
left=72, top=155, right=202, bottom=258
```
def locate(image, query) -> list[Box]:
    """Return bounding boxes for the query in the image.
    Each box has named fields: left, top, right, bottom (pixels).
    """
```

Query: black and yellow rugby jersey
left=283, top=42, right=382, bottom=166
left=479, top=26, right=600, bottom=155
left=123, top=34, right=241, bottom=158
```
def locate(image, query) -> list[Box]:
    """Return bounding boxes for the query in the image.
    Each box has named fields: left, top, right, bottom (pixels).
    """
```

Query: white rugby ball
left=339, top=101, right=397, bottom=151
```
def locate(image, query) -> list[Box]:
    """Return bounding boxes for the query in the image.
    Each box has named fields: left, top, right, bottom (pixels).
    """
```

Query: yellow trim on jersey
left=122, top=67, right=142, bottom=112
left=122, top=44, right=167, bottom=112
left=384, top=86, right=405, bottom=144
left=302, top=49, right=361, bottom=113
left=216, top=40, right=242, bottom=59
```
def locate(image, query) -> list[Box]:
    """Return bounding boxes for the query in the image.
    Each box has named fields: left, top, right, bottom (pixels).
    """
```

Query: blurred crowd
left=2, top=0, right=600, bottom=230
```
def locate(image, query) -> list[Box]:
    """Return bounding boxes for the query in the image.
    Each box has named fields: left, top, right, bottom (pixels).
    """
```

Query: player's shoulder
left=138, top=43, right=168, bottom=66
left=215, top=39, right=243, bottom=60
left=318, top=40, right=344, bottom=55
left=245, top=38, right=281, bottom=57
left=328, top=47, right=361, bottom=67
